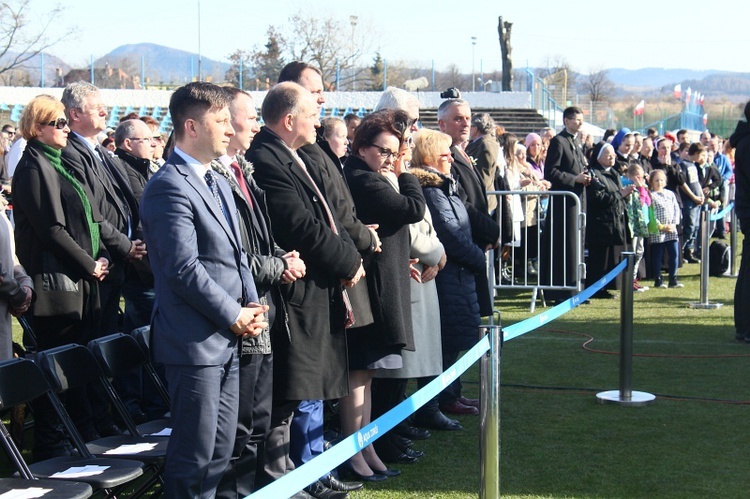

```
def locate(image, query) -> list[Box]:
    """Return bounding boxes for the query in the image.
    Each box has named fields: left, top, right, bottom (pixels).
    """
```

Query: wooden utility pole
left=498, top=17, right=513, bottom=91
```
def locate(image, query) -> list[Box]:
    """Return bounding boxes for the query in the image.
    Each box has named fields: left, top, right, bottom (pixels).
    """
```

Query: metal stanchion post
left=597, top=252, right=655, bottom=406
left=479, top=325, right=501, bottom=499
left=730, top=207, right=739, bottom=277
left=690, top=208, right=723, bottom=309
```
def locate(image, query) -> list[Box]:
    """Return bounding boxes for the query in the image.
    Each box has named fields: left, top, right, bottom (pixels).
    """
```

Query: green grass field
left=4, top=252, right=748, bottom=498
left=352, top=256, right=748, bottom=499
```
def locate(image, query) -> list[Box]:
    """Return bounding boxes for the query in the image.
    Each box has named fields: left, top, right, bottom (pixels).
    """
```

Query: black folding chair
left=35, top=344, right=169, bottom=497
left=0, top=357, right=144, bottom=498
left=87, top=333, right=171, bottom=437
left=0, top=477, right=92, bottom=498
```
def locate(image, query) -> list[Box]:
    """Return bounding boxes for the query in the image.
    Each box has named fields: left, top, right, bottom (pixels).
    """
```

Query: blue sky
left=37, top=0, right=748, bottom=74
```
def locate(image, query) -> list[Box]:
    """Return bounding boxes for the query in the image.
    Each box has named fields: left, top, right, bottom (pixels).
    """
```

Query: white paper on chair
left=49, top=464, right=110, bottom=478
left=146, top=428, right=172, bottom=437
left=0, top=487, right=53, bottom=498
left=103, top=443, right=157, bottom=455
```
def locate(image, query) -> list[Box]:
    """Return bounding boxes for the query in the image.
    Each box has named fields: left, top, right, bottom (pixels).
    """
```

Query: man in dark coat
left=247, top=82, right=364, bottom=497
left=275, top=61, right=376, bottom=497
left=61, top=81, right=146, bottom=439
left=438, top=99, right=499, bottom=323
left=730, top=101, right=750, bottom=344
left=541, top=106, right=591, bottom=304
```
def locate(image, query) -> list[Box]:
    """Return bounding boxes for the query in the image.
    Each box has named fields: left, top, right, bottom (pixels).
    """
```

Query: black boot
left=683, top=248, right=700, bottom=264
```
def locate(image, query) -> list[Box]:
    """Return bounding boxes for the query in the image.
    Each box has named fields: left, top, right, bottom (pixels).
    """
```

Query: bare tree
left=582, top=67, right=615, bottom=102
left=497, top=17, right=513, bottom=91
left=225, top=50, right=252, bottom=88
left=537, top=55, right=577, bottom=104
left=282, top=12, right=374, bottom=90
left=0, top=0, right=76, bottom=78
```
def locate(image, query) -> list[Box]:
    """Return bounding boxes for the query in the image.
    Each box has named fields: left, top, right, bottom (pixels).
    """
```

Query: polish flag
left=634, top=100, right=645, bottom=116
left=673, top=84, right=682, bottom=99
left=703, top=113, right=708, bottom=126
left=685, top=87, right=692, bottom=104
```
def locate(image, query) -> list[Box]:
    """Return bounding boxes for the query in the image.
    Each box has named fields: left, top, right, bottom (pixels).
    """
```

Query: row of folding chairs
left=0, top=328, right=170, bottom=498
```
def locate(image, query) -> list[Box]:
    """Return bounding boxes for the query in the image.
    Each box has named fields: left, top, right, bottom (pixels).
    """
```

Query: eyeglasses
left=152, top=135, right=164, bottom=143
left=129, top=137, right=155, bottom=143
left=3, top=130, right=15, bottom=136
left=371, top=144, right=398, bottom=160
left=44, top=118, right=68, bottom=129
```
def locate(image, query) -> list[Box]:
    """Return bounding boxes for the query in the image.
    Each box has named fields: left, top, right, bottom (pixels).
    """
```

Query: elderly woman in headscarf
left=585, top=142, right=634, bottom=298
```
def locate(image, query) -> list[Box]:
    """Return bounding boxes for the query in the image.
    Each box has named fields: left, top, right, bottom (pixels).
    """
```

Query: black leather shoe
left=407, top=447, right=425, bottom=458
left=380, top=449, right=419, bottom=464
left=340, top=465, right=388, bottom=482
left=391, top=435, right=412, bottom=448
left=290, top=491, right=315, bottom=499
left=304, top=480, right=349, bottom=499
left=413, top=410, right=463, bottom=431
left=373, top=467, right=401, bottom=477
left=320, top=473, right=363, bottom=492
left=394, top=424, right=431, bottom=440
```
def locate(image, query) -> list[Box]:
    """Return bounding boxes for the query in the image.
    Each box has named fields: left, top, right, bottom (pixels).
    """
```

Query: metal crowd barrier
left=486, top=190, right=586, bottom=313
left=690, top=202, right=736, bottom=309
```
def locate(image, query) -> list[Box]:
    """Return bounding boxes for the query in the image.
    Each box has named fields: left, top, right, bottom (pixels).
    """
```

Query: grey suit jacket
left=140, top=152, right=258, bottom=366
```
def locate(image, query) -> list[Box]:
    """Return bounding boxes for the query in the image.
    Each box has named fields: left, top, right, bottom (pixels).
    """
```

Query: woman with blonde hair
left=12, top=94, right=110, bottom=461
left=409, top=128, right=485, bottom=430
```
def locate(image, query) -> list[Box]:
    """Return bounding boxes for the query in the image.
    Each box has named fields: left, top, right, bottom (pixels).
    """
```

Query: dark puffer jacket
left=412, top=166, right=485, bottom=352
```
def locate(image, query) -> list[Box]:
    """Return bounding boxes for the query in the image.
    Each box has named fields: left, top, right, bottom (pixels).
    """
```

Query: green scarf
left=38, top=140, right=101, bottom=258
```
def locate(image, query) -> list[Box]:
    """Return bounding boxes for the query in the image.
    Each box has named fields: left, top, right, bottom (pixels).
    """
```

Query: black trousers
left=735, top=230, right=750, bottom=338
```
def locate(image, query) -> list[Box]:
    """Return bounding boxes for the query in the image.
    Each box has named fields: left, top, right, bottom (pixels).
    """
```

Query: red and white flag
left=685, top=87, right=692, bottom=104
left=673, top=84, right=682, bottom=99
left=702, top=113, right=708, bottom=126
left=634, top=100, right=645, bottom=116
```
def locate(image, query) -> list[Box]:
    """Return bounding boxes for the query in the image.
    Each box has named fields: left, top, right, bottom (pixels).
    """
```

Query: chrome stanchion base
left=596, top=390, right=656, bottom=406
left=688, top=302, right=724, bottom=309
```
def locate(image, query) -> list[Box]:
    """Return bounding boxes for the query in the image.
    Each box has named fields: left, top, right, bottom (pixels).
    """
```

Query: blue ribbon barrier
left=504, top=260, right=628, bottom=342
left=710, top=201, right=733, bottom=221
left=247, top=258, right=629, bottom=498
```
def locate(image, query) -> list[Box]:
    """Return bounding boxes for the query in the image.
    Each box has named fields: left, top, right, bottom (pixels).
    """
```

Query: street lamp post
left=350, top=15, right=358, bottom=91
left=471, top=36, right=477, bottom=92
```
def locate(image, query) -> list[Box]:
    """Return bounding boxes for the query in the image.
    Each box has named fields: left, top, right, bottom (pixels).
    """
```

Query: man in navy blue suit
left=140, top=82, right=268, bottom=498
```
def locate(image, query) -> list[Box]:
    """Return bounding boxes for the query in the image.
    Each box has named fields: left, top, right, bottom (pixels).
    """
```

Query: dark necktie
left=204, top=170, right=230, bottom=225
left=229, top=161, right=253, bottom=209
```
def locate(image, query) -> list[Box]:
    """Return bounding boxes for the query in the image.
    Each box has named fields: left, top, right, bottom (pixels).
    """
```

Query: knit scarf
left=38, top=140, right=101, bottom=258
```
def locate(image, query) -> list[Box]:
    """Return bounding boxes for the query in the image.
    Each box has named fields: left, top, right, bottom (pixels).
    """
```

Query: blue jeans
left=682, top=203, right=701, bottom=252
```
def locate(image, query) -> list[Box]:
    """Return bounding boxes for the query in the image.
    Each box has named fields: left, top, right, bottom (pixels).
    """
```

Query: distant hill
left=95, top=43, right=231, bottom=85
left=0, top=51, right=71, bottom=86
left=606, top=68, right=721, bottom=88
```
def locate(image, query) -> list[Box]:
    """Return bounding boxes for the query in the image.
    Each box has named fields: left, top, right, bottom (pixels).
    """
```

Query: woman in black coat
left=11, top=95, right=109, bottom=460
left=586, top=142, right=633, bottom=298
left=341, top=110, right=425, bottom=480
left=410, top=129, right=486, bottom=423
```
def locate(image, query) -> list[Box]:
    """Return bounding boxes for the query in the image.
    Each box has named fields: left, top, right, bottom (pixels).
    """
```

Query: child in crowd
left=648, top=169, right=683, bottom=288
left=624, top=163, right=651, bottom=291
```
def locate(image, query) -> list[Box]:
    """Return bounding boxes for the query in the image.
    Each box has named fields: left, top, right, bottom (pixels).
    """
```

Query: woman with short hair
left=341, top=109, right=426, bottom=481
left=12, top=94, right=110, bottom=461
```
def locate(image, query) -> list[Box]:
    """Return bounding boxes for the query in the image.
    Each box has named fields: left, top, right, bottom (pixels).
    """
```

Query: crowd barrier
left=691, top=202, right=736, bottom=309
left=248, top=254, right=634, bottom=499
left=486, top=190, right=586, bottom=313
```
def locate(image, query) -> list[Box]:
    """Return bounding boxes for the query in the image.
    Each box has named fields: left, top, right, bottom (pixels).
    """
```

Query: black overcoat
left=343, top=156, right=425, bottom=351
left=248, top=127, right=361, bottom=401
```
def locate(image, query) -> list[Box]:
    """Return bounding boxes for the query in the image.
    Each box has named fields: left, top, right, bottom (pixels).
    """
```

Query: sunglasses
left=45, top=118, right=68, bottom=130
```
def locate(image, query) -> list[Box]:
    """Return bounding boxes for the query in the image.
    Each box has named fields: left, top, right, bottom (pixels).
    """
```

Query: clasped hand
left=230, top=302, right=270, bottom=338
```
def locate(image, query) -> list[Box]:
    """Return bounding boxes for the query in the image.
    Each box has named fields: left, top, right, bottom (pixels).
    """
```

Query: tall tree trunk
left=498, top=17, right=513, bottom=92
